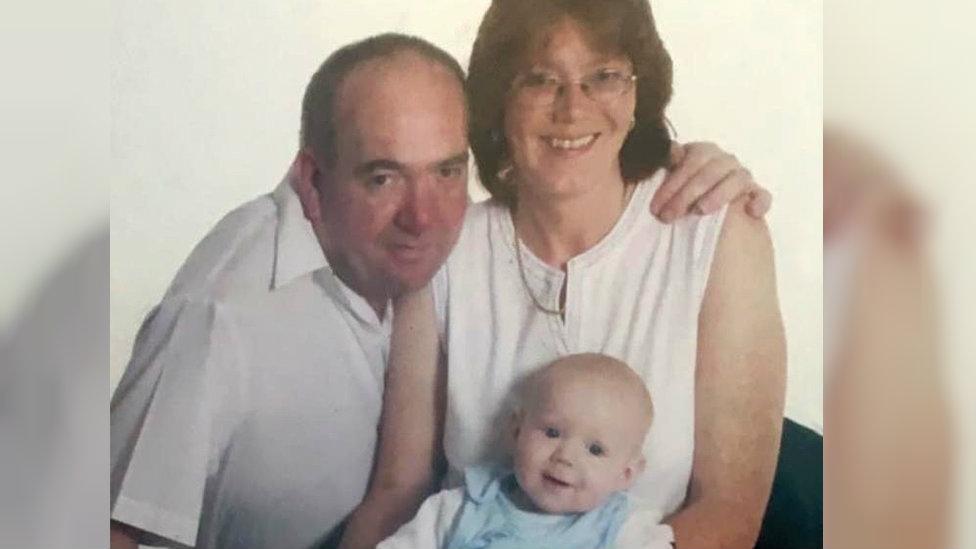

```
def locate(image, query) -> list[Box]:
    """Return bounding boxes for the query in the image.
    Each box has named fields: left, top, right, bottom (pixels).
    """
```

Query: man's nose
left=395, top=179, right=437, bottom=234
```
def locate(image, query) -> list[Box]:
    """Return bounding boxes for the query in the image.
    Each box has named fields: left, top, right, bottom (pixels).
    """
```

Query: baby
left=378, top=353, right=674, bottom=549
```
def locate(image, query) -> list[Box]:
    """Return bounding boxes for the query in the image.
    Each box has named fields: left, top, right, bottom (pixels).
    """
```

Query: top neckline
left=494, top=170, right=664, bottom=280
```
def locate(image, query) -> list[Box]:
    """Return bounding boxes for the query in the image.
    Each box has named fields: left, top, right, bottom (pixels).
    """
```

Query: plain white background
left=110, top=1, right=824, bottom=434
left=7, top=1, right=976, bottom=547
left=826, top=1, right=976, bottom=545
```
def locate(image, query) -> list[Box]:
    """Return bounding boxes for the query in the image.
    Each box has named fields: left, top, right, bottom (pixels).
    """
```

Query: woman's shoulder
left=712, top=195, right=774, bottom=258
left=626, top=170, right=731, bottom=252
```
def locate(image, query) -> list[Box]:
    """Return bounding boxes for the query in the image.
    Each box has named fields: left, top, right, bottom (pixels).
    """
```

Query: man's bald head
left=300, top=33, right=467, bottom=167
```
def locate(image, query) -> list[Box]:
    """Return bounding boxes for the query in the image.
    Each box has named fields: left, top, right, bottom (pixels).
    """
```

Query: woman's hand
left=651, top=141, right=772, bottom=222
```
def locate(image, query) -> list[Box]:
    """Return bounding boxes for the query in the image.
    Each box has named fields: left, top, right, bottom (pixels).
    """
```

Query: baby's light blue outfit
left=444, top=465, right=630, bottom=549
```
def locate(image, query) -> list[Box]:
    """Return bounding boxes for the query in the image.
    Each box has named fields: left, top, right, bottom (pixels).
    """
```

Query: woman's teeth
left=546, top=134, right=596, bottom=150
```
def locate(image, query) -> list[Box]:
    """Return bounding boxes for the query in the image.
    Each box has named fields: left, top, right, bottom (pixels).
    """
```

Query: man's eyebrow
left=434, top=152, right=470, bottom=168
left=354, top=159, right=403, bottom=176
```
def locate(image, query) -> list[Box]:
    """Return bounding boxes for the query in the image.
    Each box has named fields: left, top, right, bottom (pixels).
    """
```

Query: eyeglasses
left=511, top=68, right=637, bottom=106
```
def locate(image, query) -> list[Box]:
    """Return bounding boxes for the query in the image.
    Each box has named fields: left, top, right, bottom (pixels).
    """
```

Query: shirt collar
left=272, top=157, right=391, bottom=330
left=271, top=159, right=328, bottom=290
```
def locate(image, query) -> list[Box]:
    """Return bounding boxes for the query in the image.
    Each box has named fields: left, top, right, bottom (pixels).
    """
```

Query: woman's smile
left=543, top=133, right=598, bottom=151
left=503, top=17, right=636, bottom=199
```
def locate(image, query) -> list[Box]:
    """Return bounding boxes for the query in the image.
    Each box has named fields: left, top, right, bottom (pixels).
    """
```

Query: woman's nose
left=551, top=82, right=589, bottom=122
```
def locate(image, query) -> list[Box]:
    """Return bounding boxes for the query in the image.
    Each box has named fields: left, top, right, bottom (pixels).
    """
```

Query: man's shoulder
left=164, top=192, right=279, bottom=302
left=451, top=198, right=505, bottom=256
left=464, top=197, right=504, bottom=228
left=212, top=271, right=350, bottom=339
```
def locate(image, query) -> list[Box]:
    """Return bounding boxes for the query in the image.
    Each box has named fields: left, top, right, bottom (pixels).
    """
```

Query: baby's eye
left=588, top=443, right=605, bottom=457
left=544, top=427, right=560, bottom=439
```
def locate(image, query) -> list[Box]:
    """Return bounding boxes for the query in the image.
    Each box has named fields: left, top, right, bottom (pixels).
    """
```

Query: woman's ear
left=295, top=148, right=324, bottom=224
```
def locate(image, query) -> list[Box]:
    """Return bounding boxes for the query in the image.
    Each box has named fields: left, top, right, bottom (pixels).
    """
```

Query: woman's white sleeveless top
left=433, top=172, right=728, bottom=514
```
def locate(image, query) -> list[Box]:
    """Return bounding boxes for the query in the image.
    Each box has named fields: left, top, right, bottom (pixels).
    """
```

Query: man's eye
left=367, top=173, right=395, bottom=187
left=544, top=427, right=560, bottom=439
left=588, top=443, right=605, bottom=457
left=438, top=165, right=465, bottom=180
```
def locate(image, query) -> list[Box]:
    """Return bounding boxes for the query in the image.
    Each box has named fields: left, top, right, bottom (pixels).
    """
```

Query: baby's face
left=512, top=374, right=647, bottom=513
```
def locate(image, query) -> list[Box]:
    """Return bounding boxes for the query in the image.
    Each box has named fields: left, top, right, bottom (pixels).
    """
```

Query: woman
left=342, top=1, right=786, bottom=548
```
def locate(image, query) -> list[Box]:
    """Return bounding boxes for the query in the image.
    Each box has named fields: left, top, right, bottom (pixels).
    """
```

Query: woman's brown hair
left=467, top=0, right=673, bottom=206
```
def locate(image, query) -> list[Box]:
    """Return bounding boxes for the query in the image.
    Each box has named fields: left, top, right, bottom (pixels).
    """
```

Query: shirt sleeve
left=377, top=488, right=465, bottom=549
left=615, top=505, right=675, bottom=549
left=110, top=298, right=242, bottom=547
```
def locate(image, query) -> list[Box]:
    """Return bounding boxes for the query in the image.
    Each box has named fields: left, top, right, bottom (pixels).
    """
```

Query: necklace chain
left=513, top=232, right=565, bottom=316
left=510, top=182, right=635, bottom=317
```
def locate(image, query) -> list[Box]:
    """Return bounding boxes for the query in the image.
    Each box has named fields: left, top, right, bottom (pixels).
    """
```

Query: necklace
left=514, top=231, right=564, bottom=316
left=511, top=182, right=636, bottom=317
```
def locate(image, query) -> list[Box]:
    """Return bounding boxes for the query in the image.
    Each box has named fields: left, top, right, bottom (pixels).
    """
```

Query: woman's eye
left=522, top=72, right=557, bottom=88
left=588, top=444, right=605, bottom=456
left=544, top=427, right=560, bottom=438
left=594, top=69, right=621, bottom=83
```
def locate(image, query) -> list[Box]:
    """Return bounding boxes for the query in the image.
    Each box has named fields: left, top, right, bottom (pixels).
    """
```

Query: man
left=110, top=33, right=769, bottom=548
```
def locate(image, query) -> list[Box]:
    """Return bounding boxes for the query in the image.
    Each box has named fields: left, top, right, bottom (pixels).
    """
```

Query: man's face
left=304, top=52, right=469, bottom=305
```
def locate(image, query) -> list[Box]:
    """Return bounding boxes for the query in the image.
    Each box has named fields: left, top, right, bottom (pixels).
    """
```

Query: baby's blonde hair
left=516, top=353, right=654, bottom=436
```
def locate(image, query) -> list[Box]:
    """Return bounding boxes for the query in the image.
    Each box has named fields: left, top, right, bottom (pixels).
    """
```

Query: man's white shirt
left=110, top=166, right=391, bottom=548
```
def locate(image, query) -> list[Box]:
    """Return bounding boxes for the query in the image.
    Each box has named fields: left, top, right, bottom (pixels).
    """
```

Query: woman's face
left=504, top=17, right=636, bottom=201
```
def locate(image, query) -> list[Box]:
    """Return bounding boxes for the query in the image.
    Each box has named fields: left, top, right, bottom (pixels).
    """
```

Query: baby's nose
left=551, top=443, right=575, bottom=466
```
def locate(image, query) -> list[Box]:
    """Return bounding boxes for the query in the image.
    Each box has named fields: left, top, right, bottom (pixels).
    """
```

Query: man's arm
left=110, top=522, right=139, bottom=549
left=110, top=520, right=192, bottom=549
left=111, top=520, right=187, bottom=549
left=339, top=288, right=445, bottom=549
left=110, top=299, right=232, bottom=549
left=652, top=142, right=772, bottom=222
left=666, top=197, right=787, bottom=549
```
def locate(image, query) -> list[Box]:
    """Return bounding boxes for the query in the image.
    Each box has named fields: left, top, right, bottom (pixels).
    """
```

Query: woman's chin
left=518, top=170, right=619, bottom=202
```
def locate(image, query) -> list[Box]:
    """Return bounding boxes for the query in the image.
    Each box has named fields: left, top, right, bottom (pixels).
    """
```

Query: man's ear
left=619, top=454, right=647, bottom=491
left=295, top=148, right=324, bottom=224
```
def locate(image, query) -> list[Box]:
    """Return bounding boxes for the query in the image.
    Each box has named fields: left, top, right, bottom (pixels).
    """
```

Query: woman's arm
left=666, top=197, right=787, bottom=549
left=338, top=287, right=445, bottom=549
